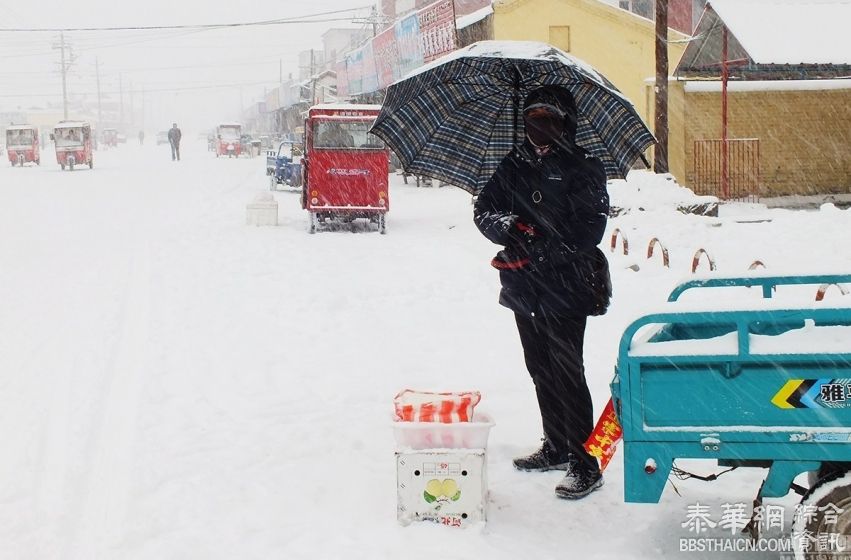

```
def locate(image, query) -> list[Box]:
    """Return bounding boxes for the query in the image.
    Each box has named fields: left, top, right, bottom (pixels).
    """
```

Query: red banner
left=584, top=398, right=623, bottom=472
left=373, top=27, right=399, bottom=89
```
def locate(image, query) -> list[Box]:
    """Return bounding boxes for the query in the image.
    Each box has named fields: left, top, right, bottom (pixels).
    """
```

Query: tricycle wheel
left=378, top=213, right=387, bottom=235
left=269, top=175, right=277, bottom=191
left=60, top=163, right=65, bottom=170
left=69, top=161, right=74, bottom=171
left=308, top=212, right=317, bottom=234
left=792, top=470, right=851, bottom=559
left=89, top=159, right=93, bottom=169
left=36, top=158, right=40, bottom=166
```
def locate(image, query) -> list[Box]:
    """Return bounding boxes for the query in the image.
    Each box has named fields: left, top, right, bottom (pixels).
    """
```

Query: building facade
left=492, top=0, right=688, bottom=130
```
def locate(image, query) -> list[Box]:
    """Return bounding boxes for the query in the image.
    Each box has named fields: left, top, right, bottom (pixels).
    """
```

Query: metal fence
left=693, top=138, right=760, bottom=202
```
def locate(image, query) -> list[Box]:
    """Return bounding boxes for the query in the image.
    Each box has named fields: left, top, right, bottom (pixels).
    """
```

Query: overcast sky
left=0, top=0, right=374, bottom=132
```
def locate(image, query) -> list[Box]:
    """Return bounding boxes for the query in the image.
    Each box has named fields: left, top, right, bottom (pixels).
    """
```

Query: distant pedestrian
left=138, top=130, right=145, bottom=145
left=168, top=123, right=182, bottom=161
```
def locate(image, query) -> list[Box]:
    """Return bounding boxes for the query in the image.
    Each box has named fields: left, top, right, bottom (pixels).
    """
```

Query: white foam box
left=396, top=450, right=487, bottom=527
left=392, top=414, right=494, bottom=450
left=246, top=193, right=278, bottom=226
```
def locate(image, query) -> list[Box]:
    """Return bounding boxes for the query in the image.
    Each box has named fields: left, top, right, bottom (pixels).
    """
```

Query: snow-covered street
left=1, top=140, right=849, bottom=559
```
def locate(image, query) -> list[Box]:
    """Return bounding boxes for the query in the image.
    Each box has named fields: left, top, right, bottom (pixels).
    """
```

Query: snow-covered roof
left=709, top=0, right=851, bottom=65
left=5, top=124, right=36, bottom=131
left=216, top=122, right=242, bottom=127
left=54, top=121, right=90, bottom=129
left=680, top=0, right=851, bottom=72
left=456, top=5, right=493, bottom=29
left=310, top=103, right=382, bottom=111
left=684, top=78, right=851, bottom=92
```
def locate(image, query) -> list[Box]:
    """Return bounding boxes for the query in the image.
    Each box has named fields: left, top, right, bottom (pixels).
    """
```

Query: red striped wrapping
left=394, top=390, right=481, bottom=423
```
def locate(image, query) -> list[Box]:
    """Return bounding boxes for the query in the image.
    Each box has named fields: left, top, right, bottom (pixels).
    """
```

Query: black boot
left=555, top=456, right=603, bottom=499
left=512, top=440, right=572, bottom=472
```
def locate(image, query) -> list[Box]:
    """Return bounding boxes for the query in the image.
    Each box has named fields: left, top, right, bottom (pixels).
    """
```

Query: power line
left=0, top=56, right=296, bottom=76
left=0, top=79, right=279, bottom=97
left=0, top=7, right=372, bottom=32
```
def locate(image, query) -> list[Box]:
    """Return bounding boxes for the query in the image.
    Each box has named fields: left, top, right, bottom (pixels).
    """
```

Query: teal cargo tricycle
left=613, top=273, right=851, bottom=558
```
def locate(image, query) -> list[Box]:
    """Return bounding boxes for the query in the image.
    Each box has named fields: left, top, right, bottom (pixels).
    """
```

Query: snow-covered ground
left=1, top=140, right=849, bottom=559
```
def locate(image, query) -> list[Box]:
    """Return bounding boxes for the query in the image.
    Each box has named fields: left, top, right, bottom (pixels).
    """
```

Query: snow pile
left=607, top=170, right=718, bottom=214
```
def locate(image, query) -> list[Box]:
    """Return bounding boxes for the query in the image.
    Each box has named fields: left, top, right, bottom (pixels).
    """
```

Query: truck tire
left=792, top=470, right=851, bottom=560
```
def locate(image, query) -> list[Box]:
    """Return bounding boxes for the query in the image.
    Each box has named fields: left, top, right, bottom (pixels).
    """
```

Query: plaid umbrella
left=370, top=41, right=656, bottom=194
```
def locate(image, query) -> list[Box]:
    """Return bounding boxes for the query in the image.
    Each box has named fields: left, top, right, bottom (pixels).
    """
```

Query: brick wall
left=662, top=83, right=851, bottom=196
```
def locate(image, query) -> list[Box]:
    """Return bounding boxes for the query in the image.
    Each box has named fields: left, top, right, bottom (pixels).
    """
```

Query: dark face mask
left=524, top=112, right=565, bottom=148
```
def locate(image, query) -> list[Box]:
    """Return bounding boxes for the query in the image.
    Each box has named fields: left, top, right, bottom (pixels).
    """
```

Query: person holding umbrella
left=473, top=85, right=611, bottom=500
left=371, top=40, right=654, bottom=500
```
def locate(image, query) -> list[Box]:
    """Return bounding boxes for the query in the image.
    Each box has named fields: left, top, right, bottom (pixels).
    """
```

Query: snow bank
left=608, top=170, right=718, bottom=214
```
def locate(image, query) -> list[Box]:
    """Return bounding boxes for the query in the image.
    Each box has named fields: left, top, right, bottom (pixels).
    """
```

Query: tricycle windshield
left=6, top=129, right=34, bottom=146
left=219, top=127, right=240, bottom=141
left=277, top=143, right=293, bottom=159
left=55, top=128, right=85, bottom=147
left=312, top=119, right=384, bottom=150
left=278, top=142, right=303, bottom=160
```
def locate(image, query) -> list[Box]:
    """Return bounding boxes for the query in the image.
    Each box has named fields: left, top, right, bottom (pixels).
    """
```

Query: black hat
left=523, top=86, right=578, bottom=146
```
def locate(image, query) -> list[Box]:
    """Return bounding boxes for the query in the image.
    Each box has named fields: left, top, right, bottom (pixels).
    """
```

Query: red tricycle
left=215, top=123, right=242, bottom=158
left=301, top=104, right=389, bottom=234
left=52, top=122, right=93, bottom=171
left=102, top=128, right=118, bottom=148
left=5, top=124, right=40, bottom=166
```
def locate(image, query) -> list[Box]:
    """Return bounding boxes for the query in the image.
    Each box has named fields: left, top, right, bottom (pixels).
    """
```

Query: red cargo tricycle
left=215, top=123, right=242, bottom=158
left=52, top=122, right=93, bottom=171
left=5, top=124, right=40, bottom=166
left=301, top=104, right=389, bottom=234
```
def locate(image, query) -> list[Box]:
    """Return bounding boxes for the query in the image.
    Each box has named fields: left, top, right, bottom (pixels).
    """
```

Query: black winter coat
left=474, top=142, right=610, bottom=318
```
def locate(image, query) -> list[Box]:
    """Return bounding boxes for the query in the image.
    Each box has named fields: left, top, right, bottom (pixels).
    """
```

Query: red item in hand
left=515, top=221, right=538, bottom=236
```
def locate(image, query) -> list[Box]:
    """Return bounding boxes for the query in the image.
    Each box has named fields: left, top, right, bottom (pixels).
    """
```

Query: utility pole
left=119, top=74, right=124, bottom=129
left=129, top=78, right=134, bottom=130
left=370, top=5, right=378, bottom=37
left=310, top=49, right=316, bottom=104
left=95, top=57, right=103, bottom=127
left=52, top=33, right=71, bottom=119
left=653, top=0, right=669, bottom=173
left=60, top=33, right=68, bottom=120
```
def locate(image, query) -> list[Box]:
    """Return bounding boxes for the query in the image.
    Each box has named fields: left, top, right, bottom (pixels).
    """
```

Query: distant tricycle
left=267, top=141, right=303, bottom=191
left=214, top=123, right=242, bottom=158
left=102, top=128, right=118, bottom=148
left=52, top=121, right=93, bottom=171
left=5, top=124, right=40, bottom=166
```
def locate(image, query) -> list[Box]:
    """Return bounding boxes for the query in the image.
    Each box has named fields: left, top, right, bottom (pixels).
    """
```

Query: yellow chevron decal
left=772, top=379, right=803, bottom=409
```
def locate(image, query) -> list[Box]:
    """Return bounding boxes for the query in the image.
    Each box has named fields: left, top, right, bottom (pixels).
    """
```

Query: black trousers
left=515, top=312, right=596, bottom=469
